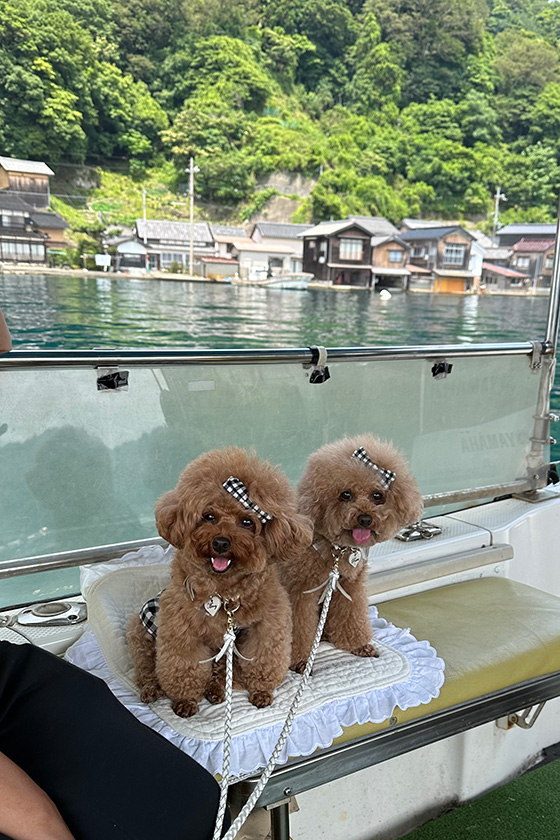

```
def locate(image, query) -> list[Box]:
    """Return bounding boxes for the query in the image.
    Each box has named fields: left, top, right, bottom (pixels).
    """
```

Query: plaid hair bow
left=223, top=476, right=274, bottom=525
left=352, top=447, right=396, bottom=490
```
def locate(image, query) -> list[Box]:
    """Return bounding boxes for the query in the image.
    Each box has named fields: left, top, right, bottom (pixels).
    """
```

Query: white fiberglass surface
left=0, top=354, right=546, bottom=605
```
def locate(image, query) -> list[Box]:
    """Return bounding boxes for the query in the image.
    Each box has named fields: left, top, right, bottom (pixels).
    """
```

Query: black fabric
left=0, top=641, right=230, bottom=840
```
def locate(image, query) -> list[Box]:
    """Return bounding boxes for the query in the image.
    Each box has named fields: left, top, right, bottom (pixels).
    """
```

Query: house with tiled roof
left=480, top=262, right=529, bottom=292
left=510, top=238, right=556, bottom=289
left=301, top=217, right=410, bottom=289
left=495, top=223, right=557, bottom=248
left=251, top=221, right=312, bottom=274
left=400, top=225, right=475, bottom=293
left=0, top=193, right=47, bottom=263
left=30, top=209, right=69, bottom=250
left=0, top=156, right=54, bottom=208
left=229, top=238, right=300, bottom=281
left=135, top=219, right=215, bottom=271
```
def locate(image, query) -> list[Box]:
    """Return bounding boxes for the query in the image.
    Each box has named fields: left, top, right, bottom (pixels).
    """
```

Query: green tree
left=494, top=31, right=559, bottom=95
left=366, top=0, right=488, bottom=102
left=457, top=91, right=502, bottom=146
left=346, top=12, right=402, bottom=111
left=529, top=82, right=560, bottom=144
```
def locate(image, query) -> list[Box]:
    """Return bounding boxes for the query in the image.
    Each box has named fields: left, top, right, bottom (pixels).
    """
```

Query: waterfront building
left=401, top=226, right=475, bottom=293
left=250, top=222, right=311, bottom=274
left=511, top=238, right=556, bottom=289
left=495, top=222, right=557, bottom=248
left=301, top=216, right=411, bottom=289
left=0, top=155, right=54, bottom=208
left=0, top=193, right=50, bottom=264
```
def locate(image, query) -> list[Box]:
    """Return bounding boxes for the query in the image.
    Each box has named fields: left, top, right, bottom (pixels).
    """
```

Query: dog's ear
left=155, top=489, right=188, bottom=548
left=263, top=512, right=314, bottom=562
left=385, top=480, right=424, bottom=536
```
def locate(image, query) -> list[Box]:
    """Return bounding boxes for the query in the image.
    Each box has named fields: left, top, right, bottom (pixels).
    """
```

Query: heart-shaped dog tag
left=348, top=548, right=363, bottom=567
left=204, top=595, right=222, bottom=617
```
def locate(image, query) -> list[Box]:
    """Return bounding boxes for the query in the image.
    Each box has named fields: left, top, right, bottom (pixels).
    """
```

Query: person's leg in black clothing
left=0, top=641, right=229, bottom=840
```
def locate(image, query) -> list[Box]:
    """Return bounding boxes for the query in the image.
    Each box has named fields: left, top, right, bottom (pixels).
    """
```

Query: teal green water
left=0, top=272, right=554, bottom=349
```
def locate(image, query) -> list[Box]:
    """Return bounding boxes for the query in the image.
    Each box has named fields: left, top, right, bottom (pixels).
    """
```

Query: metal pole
left=492, top=187, right=506, bottom=244
left=0, top=341, right=540, bottom=369
left=186, top=158, right=199, bottom=276
left=269, top=803, right=290, bottom=840
left=545, top=198, right=560, bottom=353
left=189, top=158, right=194, bottom=276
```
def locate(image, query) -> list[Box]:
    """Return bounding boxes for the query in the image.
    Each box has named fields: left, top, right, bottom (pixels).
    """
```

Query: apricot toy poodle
left=127, top=447, right=313, bottom=718
left=281, top=434, right=423, bottom=673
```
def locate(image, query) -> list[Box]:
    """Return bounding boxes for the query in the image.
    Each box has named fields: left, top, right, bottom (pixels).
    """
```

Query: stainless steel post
left=545, top=201, right=560, bottom=353
left=269, top=802, right=290, bottom=840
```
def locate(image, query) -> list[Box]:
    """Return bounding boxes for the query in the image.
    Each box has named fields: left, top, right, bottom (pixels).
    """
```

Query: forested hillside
left=2, top=0, right=560, bottom=226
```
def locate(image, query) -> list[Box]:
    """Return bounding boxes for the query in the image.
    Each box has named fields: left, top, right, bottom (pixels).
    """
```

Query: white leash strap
left=303, top=568, right=353, bottom=602
left=200, top=627, right=253, bottom=665
left=218, top=562, right=341, bottom=840
left=212, top=611, right=236, bottom=840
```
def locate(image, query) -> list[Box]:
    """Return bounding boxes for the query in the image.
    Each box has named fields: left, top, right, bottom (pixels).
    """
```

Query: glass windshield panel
left=0, top=353, right=546, bottom=605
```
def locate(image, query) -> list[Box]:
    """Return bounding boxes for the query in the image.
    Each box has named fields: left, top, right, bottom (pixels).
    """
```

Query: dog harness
left=139, top=591, right=162, bottom=638
left=139, top=582, right=242, bottom=638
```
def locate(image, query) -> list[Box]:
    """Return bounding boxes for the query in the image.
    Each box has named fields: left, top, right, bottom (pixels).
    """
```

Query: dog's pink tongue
left=211, top=556, right=230, bottom=573
left=352, top=528, right=371, bottom=545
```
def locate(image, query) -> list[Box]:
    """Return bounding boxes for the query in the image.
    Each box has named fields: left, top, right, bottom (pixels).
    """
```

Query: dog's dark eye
left=202, top=512, right=216, bottom=522
left=240, top=518, right=255, bottom=529
left=339, top=491, right=353, bottom=502
left=372, top=492, right=385, bottom=505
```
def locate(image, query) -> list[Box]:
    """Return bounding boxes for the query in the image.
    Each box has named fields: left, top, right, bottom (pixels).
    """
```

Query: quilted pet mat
left=66, top=546, right=445, bottom=779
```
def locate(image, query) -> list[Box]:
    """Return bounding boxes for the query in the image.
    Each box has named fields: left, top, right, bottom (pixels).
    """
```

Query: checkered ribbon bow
left=223, top=476, right=274, bottom=525
left=352, top=447, right=396, bottom=490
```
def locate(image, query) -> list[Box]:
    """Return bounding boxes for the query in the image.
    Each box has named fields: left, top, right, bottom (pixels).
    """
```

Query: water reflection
left=0, top=273, right=552, bottom=350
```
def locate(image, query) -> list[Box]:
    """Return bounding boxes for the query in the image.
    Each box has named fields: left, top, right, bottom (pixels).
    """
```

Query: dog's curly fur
left=127, top=447, right=313, bottom=718
left=280, top=434, right=424, bottom=673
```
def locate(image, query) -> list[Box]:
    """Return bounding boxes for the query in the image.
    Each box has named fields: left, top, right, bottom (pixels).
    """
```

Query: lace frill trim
left=66, top=608, right=445, bottom=780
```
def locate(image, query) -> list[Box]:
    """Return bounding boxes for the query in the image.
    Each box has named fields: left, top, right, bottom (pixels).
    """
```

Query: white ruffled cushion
left=67, top=551, right=445, bottom=779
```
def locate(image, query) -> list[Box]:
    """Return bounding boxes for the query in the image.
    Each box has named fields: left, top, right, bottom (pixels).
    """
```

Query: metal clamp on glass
left=96, top=367, right=129, bottom=391
left=306, top=346, right=330, bottom=384
left=529, top=340, right=545, bottom=373
left=431, top=361, right=453, bottom=379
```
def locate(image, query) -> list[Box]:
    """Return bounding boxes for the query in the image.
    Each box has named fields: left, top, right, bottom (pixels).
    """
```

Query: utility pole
left=493, top=186, right=507, bottom=244
left=186, top=157, right=200, bottom=276
left=142, top=188, right=148, bottom=271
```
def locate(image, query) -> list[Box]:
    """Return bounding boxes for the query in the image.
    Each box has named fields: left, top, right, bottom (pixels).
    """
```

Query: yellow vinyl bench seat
left=240, top=576, right=560, bottom=813
left=334, top=576, right=560, bottom=745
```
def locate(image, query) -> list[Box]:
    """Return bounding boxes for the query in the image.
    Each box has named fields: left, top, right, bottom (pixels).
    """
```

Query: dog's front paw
left=140, top=682, right=165, bottom=703
left=351, top=643, right=379, bottom=658
left=249, top=689, right=273, bottom=708
left=290, top=659, right=308, bottom=674
left=205, top=683, right=225, bottom=705
left=172, top=698, right=199, bottom=718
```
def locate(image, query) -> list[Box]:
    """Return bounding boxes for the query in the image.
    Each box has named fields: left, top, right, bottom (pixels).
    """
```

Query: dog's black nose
left=357, top=514, right=372, bottom=527
left=212, top=536, right=231, bottom=554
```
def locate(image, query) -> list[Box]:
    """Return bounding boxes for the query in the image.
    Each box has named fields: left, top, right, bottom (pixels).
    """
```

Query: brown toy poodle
left=280, top=434, right=424, bottom=673
left=127, top=447, right=312, bottom=718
